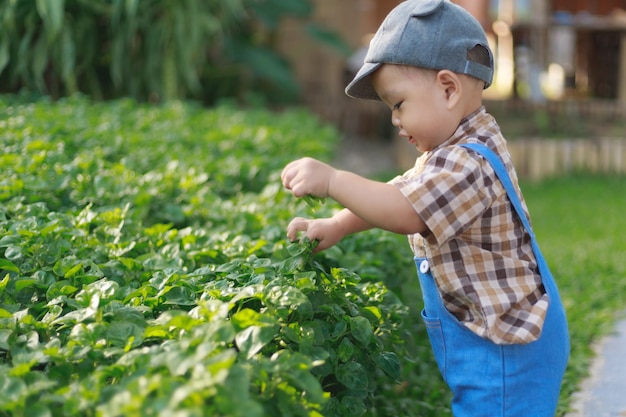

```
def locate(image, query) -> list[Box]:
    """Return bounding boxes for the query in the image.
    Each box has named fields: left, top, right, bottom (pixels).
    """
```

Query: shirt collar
left=432, top=106, right=490, bottom=151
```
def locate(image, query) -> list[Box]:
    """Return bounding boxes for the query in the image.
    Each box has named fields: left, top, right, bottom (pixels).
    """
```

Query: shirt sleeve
left=390, top=147, right=494, bottom=246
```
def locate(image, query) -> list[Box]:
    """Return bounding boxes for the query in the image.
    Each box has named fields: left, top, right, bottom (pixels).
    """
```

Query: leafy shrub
left=0, top=1, right=349, bottom=104
left=0, top=96, right=448, bottom=416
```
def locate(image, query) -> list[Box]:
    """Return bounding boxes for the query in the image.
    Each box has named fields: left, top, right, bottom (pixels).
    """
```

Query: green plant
left=0, top=0, right=247, bottom=100
left=0, top=0, right=350, bottom=104
left=0, top=96, right=426, bottom=417
left=4, top=96, right=621, bottom=416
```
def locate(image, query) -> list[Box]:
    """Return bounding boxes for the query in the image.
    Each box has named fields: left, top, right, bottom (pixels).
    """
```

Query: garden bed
left=1, top=96, right=625, bottom=416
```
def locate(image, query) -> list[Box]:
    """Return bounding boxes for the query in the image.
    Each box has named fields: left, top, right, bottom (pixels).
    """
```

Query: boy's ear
left=436, top=70, right=462, bottom=108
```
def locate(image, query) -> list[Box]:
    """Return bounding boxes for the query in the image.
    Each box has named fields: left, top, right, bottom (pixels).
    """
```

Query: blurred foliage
left=0, top=0, right=350, bottom=104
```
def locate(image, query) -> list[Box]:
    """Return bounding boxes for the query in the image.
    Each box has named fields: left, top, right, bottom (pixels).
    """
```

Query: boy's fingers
left=286, top=217, right=308, bottom=241
left=281, top=162, right=296, bottom=188
left=281, top=159, right=306, bottom=189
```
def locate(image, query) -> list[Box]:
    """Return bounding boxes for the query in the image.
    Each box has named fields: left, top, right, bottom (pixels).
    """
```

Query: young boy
left=280, top=1, right=570, bottom=416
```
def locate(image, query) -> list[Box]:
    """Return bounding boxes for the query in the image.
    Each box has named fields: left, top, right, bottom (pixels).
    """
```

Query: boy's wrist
left=325, top=168, right=338, bottom=199
left=331, top=210, right=350, bottom=239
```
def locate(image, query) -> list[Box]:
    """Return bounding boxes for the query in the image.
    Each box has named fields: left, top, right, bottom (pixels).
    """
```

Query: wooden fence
left=508, top=138, right=626, bottom=181
left=395, top=137, right=626, bottom=181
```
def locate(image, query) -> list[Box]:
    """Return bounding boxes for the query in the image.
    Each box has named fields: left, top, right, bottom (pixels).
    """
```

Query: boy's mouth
left=399, top=130, right=417, bottom=146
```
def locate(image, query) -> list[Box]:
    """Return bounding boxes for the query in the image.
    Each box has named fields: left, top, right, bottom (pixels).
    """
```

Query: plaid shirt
left=390, top=107, right=548, bottom=344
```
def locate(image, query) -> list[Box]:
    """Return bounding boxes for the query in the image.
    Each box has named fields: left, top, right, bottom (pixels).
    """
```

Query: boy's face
left=372, top=64, right=459, bottom=153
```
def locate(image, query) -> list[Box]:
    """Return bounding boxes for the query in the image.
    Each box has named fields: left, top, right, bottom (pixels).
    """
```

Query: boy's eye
left=392, top=101, right=403, bottom=111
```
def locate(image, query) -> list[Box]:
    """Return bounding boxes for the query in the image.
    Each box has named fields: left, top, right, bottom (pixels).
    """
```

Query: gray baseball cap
left=345, top=0, right=494, bottom=100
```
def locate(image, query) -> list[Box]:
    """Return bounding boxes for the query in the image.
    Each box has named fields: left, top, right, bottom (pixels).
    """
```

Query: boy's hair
left=346, top=0, right=494, bottom=101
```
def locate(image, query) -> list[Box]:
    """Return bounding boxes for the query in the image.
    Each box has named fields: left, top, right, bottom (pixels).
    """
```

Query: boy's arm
left=282, top=157, right=427, bottom=236
left=329, top=169, right=426, bottom=235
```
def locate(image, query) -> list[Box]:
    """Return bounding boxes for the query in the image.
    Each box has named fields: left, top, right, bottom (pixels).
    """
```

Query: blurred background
left=1, top=0, right=625, bottom=179
left=1, top=5, right=624, bottom=415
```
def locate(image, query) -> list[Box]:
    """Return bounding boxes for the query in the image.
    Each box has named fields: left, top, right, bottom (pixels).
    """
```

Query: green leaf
left=230, top=42, right=299, bottom=96
left=340, top=396, right=367, bottom=417
left=161, top=285, right=196, bottom=306
left=14, top=279, right=37, bottom=291
left=235, top=325, right=277, bottom=360
left=45, top=280, right=78, bottom=299
left=329, top=319, right=348, bottom=340
left=106, top=321, right=144, bottom=348
left=0, top=273, right=10, bottom=295
left=51, top=306, right=96, bottom=324
left=375, top=351, right=401, bottom=382
left=0, top=329, right=14, bottom=350
left=337, top=337, right=354, bottom=362
left=52, top=256, right=79, bottom=278
left=3, top=246, right=23, bottom=261
left=64, top=263, right=82, bottom=278
left=305, top=23, right=352, bottom=57
left=293, top=271, right=316, bottom=291
left=285, top=368, right=326, bottom=404
left=0, top=374, right=26, bottom=405
left=302, top=194, right=325, bottom=209
left=36, top=0, right=65, bottom=42
left=349, top=316, right=373, bottom=346
left=0, top=259, right=19, bottom=273
left=204, top=349, right=238, bottom=376
left=41, top=305, right=63, bottom=323
left=336, top=361, right=368, bottom=391
left=24, top=403, right=52, bottom=417
left=264, top=285, right=310, bottom=313
left=0, top=40, right=9, bottom=74
left=231, top=308, right=277, bottom=329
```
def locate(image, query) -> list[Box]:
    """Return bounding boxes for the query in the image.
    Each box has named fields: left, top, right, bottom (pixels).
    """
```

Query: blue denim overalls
left=415, top=144, right=570, bottom=417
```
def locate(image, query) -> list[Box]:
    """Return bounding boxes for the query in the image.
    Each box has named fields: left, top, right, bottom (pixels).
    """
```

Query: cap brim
left=345, top=62, right=383, bottom=100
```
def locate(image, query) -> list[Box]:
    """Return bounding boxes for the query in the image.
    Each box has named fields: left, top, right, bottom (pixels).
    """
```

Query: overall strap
left=460, top=143, right=543, bottom=260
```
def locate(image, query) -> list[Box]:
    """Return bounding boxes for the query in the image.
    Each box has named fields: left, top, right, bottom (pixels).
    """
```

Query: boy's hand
left=286, top=216, right=344, bottom=253
left=281, top=157, right=335, bottom=199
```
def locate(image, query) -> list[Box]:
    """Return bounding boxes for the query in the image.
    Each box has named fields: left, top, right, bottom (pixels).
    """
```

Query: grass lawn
left=521, top=175, right=626, bottom=415
left=364, top=171, right=626, bottom=416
